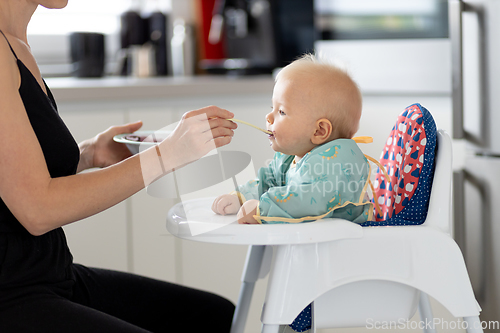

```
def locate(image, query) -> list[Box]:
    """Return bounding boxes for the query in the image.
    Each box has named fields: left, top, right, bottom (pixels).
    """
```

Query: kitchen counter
left=46, top=75, right=275, bottom=102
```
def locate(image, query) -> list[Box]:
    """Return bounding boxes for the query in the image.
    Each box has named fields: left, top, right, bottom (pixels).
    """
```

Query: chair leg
left=418, top=292, right=436, bottom=333
left=231, top=245, right=267, bottom=333
left=463, top=316, right=484, bottom=333
left=231, top=281, right=257, bottom=333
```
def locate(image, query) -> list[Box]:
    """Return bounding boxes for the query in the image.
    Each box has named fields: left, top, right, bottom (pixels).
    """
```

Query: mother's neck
left=0, top=0, right=38, bottom=43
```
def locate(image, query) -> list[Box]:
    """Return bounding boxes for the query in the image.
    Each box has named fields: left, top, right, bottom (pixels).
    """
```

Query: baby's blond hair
left=276, top=54, right=362, bottom=139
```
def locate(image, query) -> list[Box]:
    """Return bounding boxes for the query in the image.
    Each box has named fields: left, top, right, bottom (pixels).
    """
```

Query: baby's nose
left=266, top=113, right=274, bottom=125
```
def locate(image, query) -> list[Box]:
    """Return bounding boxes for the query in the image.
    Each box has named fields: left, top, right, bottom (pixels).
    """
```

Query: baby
left=212, top=54, right=374, bottom=224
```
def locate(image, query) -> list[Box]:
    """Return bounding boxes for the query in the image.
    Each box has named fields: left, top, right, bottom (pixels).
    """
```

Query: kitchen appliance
left=200, top=0, right=316, bottom=74
left=171, top=19, right=195, bottom=77
left=118, top=8, right=169, bottom=76
left=118, top=9, right=146, bottom=76
left=148, top=11, right=169, bottom=76
left=450, top=0, right=500, bottom=330
left=69, top=32, right=105, bottom=78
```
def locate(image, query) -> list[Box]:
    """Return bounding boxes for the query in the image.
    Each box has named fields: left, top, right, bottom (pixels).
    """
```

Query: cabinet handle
left=449, top=0, right=486, bottom=143
left=450, top=0, right=466, bottom=139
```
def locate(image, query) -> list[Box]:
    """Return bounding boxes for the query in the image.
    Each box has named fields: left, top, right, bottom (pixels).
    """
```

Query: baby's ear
left=311, top=118, right=333, bottom=145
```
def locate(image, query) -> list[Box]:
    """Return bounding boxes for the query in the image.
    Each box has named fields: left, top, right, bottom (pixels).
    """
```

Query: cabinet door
left=59, top=109, right=130, bottom=272
left=464, top=156, right=500, bottom=327
left=127, top=107, right=182, bottom=281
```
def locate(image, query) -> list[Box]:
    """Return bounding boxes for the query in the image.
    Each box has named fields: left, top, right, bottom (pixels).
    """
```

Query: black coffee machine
left=119, top=9, right=169, bottom=76
left=201, top=0, right=316, bottom=74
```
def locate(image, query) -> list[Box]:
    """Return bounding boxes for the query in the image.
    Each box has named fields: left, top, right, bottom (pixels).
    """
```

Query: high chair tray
left=166, top=197, right=363, bottom=245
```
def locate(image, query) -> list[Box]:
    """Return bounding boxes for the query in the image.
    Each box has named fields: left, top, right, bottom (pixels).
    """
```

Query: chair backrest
left=361, top=103, right=437, bottom=226
left=422, top=129, right=452, bottom=232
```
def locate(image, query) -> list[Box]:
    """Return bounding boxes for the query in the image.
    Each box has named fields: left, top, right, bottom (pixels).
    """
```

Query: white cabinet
left=126, top=106, right=181, bottom=282
left=59, top=109, right=130, bottom=272
left=316, top=39, right=451, bottom=95
left=357, top=95, right=452, bottom=160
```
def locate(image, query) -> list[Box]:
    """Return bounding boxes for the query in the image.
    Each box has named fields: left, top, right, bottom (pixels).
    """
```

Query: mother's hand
left=77, top=120, right=143, bottom=172
left=158, top=106, right=237, bottom=170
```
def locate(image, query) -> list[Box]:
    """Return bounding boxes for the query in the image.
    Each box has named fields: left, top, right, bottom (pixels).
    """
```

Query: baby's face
left=266, top=77, right=318, bottom=158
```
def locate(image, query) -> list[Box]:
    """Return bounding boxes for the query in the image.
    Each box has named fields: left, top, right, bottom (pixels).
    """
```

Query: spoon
left=229, top=118, right=272, bottom=135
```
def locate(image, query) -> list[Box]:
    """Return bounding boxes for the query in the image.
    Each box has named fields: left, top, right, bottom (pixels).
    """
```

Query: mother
left=0, top=1, right=237, bottom=332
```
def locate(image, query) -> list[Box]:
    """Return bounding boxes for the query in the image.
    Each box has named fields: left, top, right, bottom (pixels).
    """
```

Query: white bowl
left=113, top=130, right=172, bottom=154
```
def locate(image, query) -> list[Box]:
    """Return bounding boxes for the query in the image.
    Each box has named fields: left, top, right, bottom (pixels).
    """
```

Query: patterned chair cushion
left=361, top=103, right=437, bottom=226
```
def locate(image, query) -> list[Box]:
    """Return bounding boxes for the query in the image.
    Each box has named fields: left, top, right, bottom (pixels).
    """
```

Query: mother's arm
left=0, top=49, right=236, bottom=236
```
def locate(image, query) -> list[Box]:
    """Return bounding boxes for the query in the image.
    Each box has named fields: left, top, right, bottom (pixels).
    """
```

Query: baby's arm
left=212, top=152, right=285, bottom=220
left=211, top=195, right=259, bottom=223
left=236, top=199, right=259, bottom=224
left=212, top=193, right=241, bottom=215
left=226, top=182, right=326, bottom=224
left=212, top=179, right=259, bottom=216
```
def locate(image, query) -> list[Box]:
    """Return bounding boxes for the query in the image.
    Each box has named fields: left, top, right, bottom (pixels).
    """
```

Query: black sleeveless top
left=0, top=31, right=79, bottom=291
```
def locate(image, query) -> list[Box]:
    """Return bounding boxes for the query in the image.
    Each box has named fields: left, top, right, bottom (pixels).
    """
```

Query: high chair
left=166, top=105, right=482, bottom=333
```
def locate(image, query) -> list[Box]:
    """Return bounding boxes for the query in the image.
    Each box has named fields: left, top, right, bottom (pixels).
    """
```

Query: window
left=315, top=0, right=448, bottom=40
left=28, top=1, right=132, bottom=35
left=28, top=0, right=171, bottom=76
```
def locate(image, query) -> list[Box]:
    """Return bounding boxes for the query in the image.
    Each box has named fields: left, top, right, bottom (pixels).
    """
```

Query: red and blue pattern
left=362, top=103, right=437, bottom=226
left=377, top=104, right=426, bottom=219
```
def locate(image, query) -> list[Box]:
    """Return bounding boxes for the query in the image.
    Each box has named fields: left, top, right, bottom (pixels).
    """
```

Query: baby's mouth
left=267, top=131, right=275, bottom=146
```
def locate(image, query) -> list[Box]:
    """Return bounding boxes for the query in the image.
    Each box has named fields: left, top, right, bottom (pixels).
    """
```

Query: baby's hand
left=237, top=200, right=259, bottom=224
left=212, top=194, right=241, bottom=215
